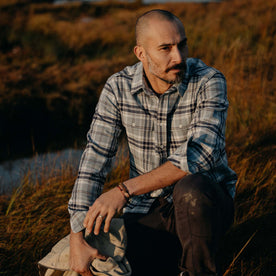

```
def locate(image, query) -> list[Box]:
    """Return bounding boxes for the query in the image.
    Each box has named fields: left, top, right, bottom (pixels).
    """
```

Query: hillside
left=0, top=0, right=275, bottom=274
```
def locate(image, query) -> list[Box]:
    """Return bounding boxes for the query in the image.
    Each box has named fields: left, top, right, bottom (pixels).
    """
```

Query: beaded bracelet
left=117, top=182, right=131, bottom=202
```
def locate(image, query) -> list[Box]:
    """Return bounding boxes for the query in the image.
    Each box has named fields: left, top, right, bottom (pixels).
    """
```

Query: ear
left=134, top=45, right=145, bottom=62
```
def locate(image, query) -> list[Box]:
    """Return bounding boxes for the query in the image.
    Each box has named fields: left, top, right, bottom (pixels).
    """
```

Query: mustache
left=165, top=62, right=186, bottom=73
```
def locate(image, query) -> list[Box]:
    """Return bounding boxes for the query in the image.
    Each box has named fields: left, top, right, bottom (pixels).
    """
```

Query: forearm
left=70, top=228, right=107, bottom=275
left=70, top=229, right=85, bottom=244
left=125, top=161, right=188, bottom=196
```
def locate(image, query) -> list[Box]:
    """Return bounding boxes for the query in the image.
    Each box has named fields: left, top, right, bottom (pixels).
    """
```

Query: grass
left=0, top=0, right=275, bottom=274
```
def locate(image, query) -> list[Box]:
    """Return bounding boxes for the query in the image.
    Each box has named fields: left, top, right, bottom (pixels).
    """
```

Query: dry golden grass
left=0, top=168, right=75, bottom=275
left=0, top=0, right=275, bottom=274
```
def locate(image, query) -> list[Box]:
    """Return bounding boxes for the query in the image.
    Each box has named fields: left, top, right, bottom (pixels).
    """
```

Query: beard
left=146, top=53, right=186, bottom=85
left=164, top=63, right=186, bottom=84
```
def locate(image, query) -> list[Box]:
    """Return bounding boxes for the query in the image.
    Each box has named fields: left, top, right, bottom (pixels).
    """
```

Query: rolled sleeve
left=168, top=73, right=228, bottom=175
left=68, top=82, right=122, bottom=233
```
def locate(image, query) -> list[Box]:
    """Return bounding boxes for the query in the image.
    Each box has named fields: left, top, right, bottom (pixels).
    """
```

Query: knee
left=172, top=174, right=214, bottom=210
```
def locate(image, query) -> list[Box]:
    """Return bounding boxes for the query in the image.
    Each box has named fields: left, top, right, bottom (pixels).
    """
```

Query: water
left=0, top=148, right=83, bottom=194
left=0, top=138, right=128, bottom=194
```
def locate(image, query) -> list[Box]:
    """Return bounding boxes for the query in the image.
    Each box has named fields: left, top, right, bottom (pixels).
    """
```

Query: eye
left=161, top=46, right=171, bottom=51
left=179, top=39, right=188, bottom=49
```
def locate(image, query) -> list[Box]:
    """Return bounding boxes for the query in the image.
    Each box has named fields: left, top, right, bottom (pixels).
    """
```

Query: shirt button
left=179, top=124, right=183, bottom=128
left=132, top=123, right=136, bottom=127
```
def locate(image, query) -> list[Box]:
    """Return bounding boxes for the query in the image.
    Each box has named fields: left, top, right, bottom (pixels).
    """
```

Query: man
left=68, top=9, right=237, bottom=276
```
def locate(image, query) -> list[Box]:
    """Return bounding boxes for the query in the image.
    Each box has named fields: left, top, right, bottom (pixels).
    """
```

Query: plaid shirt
left=68, top=58, right=237, bottom=233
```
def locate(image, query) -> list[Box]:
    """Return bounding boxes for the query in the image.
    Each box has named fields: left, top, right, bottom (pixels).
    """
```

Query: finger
left=83, top=212, right=90, bottom=228
left=95, top=251, right=107, bottom=261
left=85, top=215, right=97, bottom=234
left=83, top=206, right=95, bottom=227
left=78, top=266, right=93, bottom=276
left=82, top=271, right=93, bottom=276
left=84, top=210, right=99, bottom=234
left=94, top=215, right=104, bottom=235
left=90, top=246, right=107, bottom=261
left=103, top=211, right=115, bottom=233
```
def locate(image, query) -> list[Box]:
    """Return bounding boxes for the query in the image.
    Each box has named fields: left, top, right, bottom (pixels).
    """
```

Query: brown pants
left=123, top=174, right=234, bottom=276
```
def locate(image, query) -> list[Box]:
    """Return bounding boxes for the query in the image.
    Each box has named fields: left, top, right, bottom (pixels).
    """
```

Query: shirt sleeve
left=68, top=81, right=122, bottom=233
left=168, top=72, right=229, bottom=175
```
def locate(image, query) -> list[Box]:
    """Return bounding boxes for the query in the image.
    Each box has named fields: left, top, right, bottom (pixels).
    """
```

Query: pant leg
left=173, top=174, right=234, bottom=276
left=123, top=174, right=234, bottom=276
left=123, top=202, right=181, bottom=276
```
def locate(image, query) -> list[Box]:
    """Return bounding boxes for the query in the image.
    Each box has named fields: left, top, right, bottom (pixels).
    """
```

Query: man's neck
left=144, top=73, right=172, bottom=95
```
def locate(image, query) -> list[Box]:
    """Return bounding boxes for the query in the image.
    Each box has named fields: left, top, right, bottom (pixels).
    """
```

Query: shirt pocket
left=123, top=116, right=153, bottom=142
left=168, top=117, right=189, bottom=150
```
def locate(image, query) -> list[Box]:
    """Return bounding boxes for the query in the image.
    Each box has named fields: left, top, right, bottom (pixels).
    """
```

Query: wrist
left=116, top=182, right=132, bottom=203
left=70, top=230, right=85, bottom=246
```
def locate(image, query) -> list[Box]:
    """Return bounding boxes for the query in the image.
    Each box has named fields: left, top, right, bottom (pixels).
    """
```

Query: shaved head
left=133, top=9, right=188, bottom=93
left=135, top=9, right=183, bottom=46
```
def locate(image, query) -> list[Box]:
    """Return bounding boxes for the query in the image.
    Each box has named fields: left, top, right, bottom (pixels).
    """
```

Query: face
left=136, top=18, right=188, bottom=87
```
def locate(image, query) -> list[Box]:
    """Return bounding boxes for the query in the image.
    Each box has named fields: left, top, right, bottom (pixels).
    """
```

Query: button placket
left=156, top=95, right=168, bottom=164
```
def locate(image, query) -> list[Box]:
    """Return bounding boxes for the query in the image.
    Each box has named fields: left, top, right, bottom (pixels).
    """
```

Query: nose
left=171, top=46, right=184, bottom=64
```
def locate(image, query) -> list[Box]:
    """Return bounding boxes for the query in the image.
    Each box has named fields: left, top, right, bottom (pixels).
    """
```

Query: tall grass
left=0, top=166, right=75, bottom=275
left=0, top=0, right=275, bottom=274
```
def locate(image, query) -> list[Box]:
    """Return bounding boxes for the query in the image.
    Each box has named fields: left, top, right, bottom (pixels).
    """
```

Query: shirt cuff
left=168, top=142, right=193, bottom=174
left=69, top=210, right=87, bottom=233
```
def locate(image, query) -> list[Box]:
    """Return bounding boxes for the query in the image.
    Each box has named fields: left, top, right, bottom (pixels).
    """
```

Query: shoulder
left=103, top=62, right=143, bottom=98
left=187, top=58, right=225, bottom=82
left=185, top=58, right=227, bottom=101
left=106, top=62, right=141, bottom=85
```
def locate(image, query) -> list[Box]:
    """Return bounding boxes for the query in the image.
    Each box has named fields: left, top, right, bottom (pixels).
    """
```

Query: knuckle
left=95, top=198, right=102, bottom=205
left=108, top=207, right=115, bottom=213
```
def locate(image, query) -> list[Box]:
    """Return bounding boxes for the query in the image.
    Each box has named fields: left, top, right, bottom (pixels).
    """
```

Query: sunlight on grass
left=0, top=0, right=275, bottom=274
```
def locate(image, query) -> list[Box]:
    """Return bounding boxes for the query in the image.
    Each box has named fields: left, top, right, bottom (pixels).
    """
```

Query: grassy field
left=0, top=0, right=275, bottom=274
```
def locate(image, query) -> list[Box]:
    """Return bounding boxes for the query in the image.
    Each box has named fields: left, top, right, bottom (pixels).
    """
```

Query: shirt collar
left=130, top=62, right=144, bottom=95
left=175, top=68, right=190, bottom=97
left=130, top=61, right=190, bottom=97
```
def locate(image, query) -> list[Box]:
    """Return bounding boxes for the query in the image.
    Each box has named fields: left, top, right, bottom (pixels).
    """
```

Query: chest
left=120, top=92, right=197, bottom=146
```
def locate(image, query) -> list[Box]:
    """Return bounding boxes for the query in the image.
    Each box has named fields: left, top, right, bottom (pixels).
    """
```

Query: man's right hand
left=70, top=230, right=107, bottom=276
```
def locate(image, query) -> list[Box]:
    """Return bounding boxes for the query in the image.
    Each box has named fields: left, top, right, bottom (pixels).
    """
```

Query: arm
left=68, top=80, right=123, bottom=234
left=68, top=81, right=122, bottom=273
left=168, top=72, right=229, bottom=174
left=125, top=161, right=187, bottom=196
left=70, top=230, right=107, bottom=276
left=84, top=161, right=187, bottom=234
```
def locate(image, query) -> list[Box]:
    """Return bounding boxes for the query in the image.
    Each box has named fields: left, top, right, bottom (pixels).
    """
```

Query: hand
left=70, top=231, right=106, bottom=276
left=83, top=187, right=126, bottom=235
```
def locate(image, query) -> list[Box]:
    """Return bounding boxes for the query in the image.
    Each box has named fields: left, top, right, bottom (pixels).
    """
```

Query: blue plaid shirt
left=68, top=58, right=237, bottom=233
